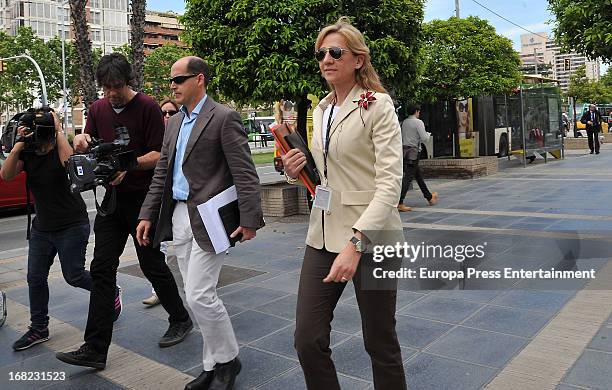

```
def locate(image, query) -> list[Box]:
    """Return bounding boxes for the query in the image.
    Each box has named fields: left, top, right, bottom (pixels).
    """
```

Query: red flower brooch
left=354, top=91, right=377, bottom=110
left=353, top=91, right=376, bottom=125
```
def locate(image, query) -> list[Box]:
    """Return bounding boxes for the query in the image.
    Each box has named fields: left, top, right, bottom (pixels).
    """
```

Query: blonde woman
left=282, top=18, right=407, bottom=390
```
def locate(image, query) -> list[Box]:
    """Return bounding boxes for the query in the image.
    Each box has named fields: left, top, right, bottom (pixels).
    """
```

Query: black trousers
left=399, top=154, right=432, bottom=204
left=587, top=128, right=600, bottom=153
left=294, top=246, right=406, bottom=390
left=84, top=191, right=190, bottom=355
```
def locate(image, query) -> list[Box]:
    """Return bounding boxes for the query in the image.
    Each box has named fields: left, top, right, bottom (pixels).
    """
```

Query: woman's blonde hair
left=315, top=17, right=386, bottom=94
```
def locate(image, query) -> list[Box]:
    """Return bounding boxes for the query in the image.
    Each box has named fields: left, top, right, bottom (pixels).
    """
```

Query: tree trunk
left=130, top=0, right=146, bottom=92
left=69, top=0, right=97, bottom=109
left=296, top=94, right=311, bottom=142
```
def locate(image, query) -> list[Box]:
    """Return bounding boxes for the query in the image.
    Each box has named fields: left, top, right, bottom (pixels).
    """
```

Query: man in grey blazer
left=137, top=56, right=264, bottom=390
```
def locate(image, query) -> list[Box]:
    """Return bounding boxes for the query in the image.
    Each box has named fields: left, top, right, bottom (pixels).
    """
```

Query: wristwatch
left=350, top=236, right=366, bottom=253
left=284, top=172, right=299, bottom=184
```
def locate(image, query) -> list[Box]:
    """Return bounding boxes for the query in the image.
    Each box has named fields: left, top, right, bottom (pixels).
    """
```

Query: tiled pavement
left=1, top=148, right=612, bottom=389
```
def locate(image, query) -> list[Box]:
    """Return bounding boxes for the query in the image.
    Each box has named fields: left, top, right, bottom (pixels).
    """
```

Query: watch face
left=356, top=241, right=364, bottom=252
left=351, top=237, right=364, bottom=252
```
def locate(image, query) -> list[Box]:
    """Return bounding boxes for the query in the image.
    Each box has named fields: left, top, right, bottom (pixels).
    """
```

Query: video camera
left=0, top=107, right=56, bottom=154
left=66, top=124, right=137, bottom=194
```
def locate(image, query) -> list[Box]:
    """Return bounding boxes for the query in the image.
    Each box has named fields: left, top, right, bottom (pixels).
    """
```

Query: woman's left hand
left=323, top=242, right=361, bottom=283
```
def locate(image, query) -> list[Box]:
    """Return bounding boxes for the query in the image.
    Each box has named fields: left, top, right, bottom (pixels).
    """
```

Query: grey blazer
left=139, top=96, right=264, bottom=252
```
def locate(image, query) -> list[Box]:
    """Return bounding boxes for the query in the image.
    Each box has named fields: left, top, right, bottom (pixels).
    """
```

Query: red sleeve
left=83, top=103, right=97, bottom=137
left=143, top=99, right=164, bottom=153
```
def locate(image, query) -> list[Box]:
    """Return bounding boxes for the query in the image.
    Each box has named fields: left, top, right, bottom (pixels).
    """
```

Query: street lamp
left=61, top=0, right=69, bottom=132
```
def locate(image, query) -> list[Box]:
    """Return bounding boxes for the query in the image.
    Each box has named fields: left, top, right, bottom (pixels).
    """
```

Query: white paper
left=196, top=185, right=238, bottom=254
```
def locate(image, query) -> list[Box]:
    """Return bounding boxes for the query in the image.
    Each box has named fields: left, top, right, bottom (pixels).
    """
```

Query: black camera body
left=66, top=125, right=137, bottom=194
left=1, top=107, right=56, bottom=154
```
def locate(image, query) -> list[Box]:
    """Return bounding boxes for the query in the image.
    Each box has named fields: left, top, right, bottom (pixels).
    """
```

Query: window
left=92, top=11, right=101, bottom=25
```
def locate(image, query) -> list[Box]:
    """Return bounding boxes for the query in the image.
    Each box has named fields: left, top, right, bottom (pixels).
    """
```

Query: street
left=1, top=149, right=611, bottom=389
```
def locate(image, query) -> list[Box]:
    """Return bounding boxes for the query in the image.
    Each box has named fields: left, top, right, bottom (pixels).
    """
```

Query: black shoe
left=209, top=358, right=241, bottom=390
left=159, top=318, right=193, bottom=348
left=596, top=151, right=600, bottom=154
left=56, top=343, right=106, bottom=369
left=590, top=150, right=594, bottom=154
left=12, top=327, right=49, bottom=351
left=185, top=369, right=215, bottom=390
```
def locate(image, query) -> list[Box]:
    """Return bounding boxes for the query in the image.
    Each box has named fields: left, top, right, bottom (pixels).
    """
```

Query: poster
left=456, top=98, right=475, bottom=157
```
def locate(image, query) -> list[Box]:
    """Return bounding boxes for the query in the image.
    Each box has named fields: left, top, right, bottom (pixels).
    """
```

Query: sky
left=147, top=0, right=555, bottom=52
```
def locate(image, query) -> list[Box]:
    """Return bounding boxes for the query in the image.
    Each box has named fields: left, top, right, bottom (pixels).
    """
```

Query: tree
left=181, top=0, right=424, bottom=137
left=548, top=0, right=612, bottom=62
left=601, top=68, right=612, bottom=88
left=143, top=45, right=192, bottom=102
left=0, top=28, right=65, bottom=108
left=417, top=16, right=522, bottom=102
left=130, top=0, right=146, bottom=91
left=69, top=0, right=97, bottom=109
left=567, top=65, right=612, bottom=104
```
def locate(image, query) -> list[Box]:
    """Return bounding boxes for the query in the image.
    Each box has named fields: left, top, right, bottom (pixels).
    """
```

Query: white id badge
left=313, top=185, right=332, bottom=212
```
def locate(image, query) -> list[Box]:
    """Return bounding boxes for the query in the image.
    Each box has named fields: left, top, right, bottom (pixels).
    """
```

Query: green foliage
left=143, top=45, right=192, bottom=102
left=0, top=27, right=102, bottom=109
left=0, top=28, right=64, bottom=107
left=568, top=65, right=612, bottom=103
left=417, top=17, right=522, bottom=102
left=180, top=0, right=424, bottom=106
left=549, top=0, right=612, bottom=62
left=601, top=67, right=612, bottom=88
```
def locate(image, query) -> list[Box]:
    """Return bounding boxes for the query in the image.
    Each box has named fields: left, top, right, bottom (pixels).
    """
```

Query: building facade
left=143, top=10, right=185, bottom=54
left=520, top=33, right=601, bottom=92
left=0, top=0, right=130, bottom=54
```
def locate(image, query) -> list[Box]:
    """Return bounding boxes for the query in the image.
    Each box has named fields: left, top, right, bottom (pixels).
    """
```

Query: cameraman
left=0, top=109, right=120, bottom=350
left=56, top=54, right=191, bottom=370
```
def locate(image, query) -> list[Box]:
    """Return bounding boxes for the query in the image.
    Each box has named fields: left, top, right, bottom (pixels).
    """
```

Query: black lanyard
left=323, top=100, right=336, bottom=180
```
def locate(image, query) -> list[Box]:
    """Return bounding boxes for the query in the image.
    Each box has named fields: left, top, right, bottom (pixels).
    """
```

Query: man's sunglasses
left=162, top=110, right=177, bottom=116
left=169, top=74, right=198, bottom=85
left=315, top=47, right=349, bottom=61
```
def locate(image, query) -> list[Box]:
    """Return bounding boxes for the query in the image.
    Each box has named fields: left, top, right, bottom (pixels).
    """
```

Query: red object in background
left=0, top=171, right=31, bottom=209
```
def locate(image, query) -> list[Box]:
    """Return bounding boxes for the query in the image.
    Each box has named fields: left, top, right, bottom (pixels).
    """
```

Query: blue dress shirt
left=172, top=95, right=208, bottom=201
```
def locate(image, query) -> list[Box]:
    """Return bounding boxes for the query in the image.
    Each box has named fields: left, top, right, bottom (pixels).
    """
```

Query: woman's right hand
left=281, top=148, right=307, bottom=179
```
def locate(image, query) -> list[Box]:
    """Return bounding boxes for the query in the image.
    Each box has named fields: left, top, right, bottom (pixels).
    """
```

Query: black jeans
left=587, top=128, right=600, bottom=153
left=28, top=222, right=91, bottom=330
left=294, top=246, right=406, bottom=390
left=399, top=155, right=432, bottom=204
left=84, top=191, right=190, bottom=355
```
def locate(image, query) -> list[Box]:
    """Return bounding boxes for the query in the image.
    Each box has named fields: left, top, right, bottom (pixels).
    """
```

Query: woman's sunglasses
left=458, top=102, right=468, bottom=112
left=168, top=74, right=198, bottom=85
left=162, top=110, right=177, bottom=117
left=315, top=47, right=348, bottom=61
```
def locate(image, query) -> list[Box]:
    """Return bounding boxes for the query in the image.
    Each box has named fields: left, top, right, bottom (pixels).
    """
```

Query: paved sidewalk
left=1, top=146, right=612, bottom=390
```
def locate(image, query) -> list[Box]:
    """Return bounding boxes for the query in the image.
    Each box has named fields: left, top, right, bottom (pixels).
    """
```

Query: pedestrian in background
left=398, top=104, right=438, bottom=212
left=580, top=103, right=602, bottom=154
left=142, top=98, right=180, bottom=307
